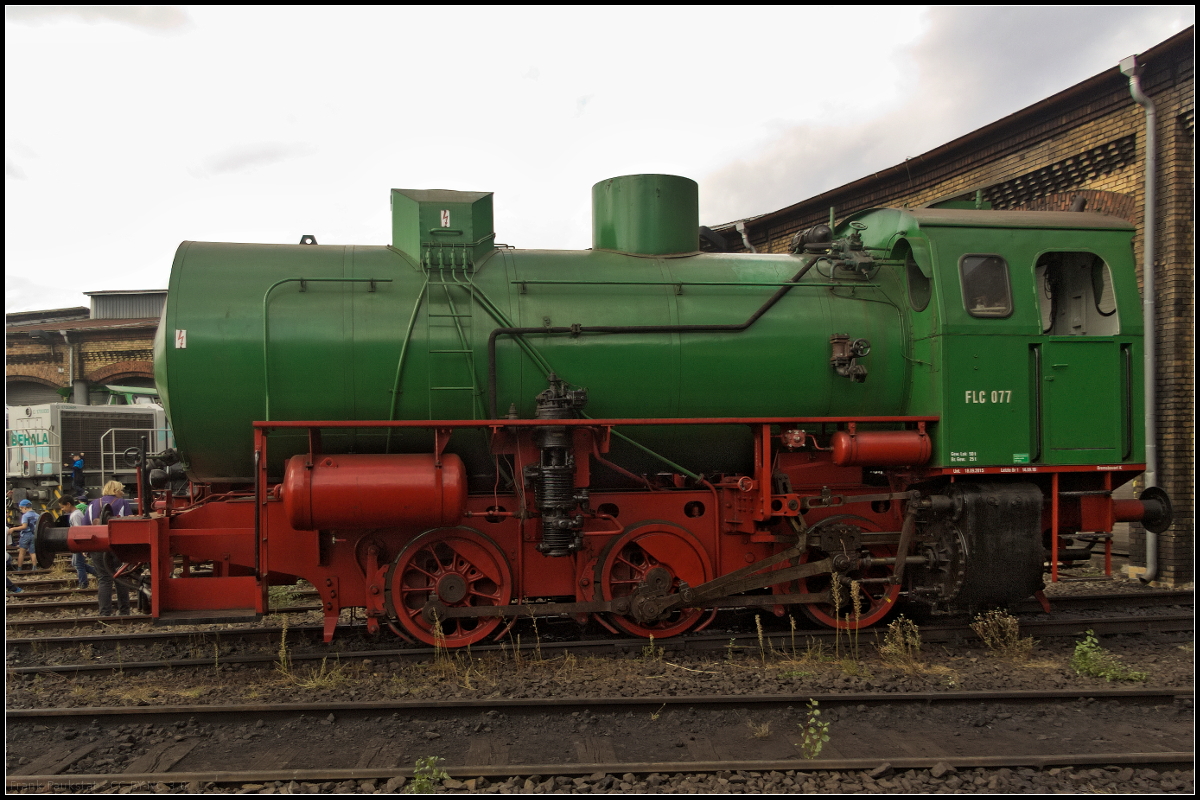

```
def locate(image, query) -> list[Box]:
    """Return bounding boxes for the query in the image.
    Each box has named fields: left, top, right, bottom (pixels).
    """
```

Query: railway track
left=5, top=610, right=1193, bottom=677
left=6, top=589, right=322, bottom=607
left=6, top=689, right=1192, bottom=790
left=5, top=586, right=1190, bottom=628
left=2, top=606, right=322, bottom=631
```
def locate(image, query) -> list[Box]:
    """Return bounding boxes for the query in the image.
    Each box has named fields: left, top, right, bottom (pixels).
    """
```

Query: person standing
left=86, top=480, right=133, bottom=616
left=64, top=453, right=86, bottom=500
left=57, top=496, right=96, bottom=589
left=8, top=499, right=39, bottom=571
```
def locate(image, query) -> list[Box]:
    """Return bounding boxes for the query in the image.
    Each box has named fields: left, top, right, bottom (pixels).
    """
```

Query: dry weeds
left=971, top=609, right=1036, bottom=659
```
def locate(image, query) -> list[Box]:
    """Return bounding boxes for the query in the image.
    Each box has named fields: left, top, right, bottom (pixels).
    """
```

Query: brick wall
left=5, top=339, right=67, bottom=385
left=79, top=332, right=156, bottom=383
left=5, top=326, right=156, bottom=392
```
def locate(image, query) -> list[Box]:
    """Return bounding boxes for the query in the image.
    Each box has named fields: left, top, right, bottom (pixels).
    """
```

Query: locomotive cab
left=844, top=205, right=1167, bottom=592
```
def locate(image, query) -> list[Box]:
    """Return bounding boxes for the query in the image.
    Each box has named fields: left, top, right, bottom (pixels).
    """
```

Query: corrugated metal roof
left=83, top=290, right=168, bottom=296
left=90, top=293, right=166, bottom=320
left=6, top=318, right=158, bottom=334
left=4, top=307, right=90, bottom=325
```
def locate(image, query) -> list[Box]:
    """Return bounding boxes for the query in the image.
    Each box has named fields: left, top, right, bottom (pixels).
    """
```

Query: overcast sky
left=5, top=6, right=1193, bottom=313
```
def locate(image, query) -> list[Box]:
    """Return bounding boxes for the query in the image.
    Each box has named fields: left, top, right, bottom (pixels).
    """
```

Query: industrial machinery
left=37, top=175, right=1172, bottom=644
left=6, top=401, right=168, bottom=510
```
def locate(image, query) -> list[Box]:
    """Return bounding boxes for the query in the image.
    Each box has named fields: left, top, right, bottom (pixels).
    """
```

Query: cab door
left=1035, top=252, right=1127, bottom=465
left=1040, top=339, right=1123, bottom=464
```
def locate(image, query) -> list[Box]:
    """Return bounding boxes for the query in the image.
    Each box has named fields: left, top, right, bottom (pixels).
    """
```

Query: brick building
left=704, top=28, right=1193, bottom=586
left=5, top=290, right=164, bottom=406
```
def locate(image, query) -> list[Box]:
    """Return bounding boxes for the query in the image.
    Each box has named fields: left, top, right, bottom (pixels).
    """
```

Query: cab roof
left=900, top=208, right=1135, bottom=231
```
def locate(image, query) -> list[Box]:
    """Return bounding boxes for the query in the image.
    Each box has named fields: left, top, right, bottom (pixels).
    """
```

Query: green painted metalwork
left=515, top=280, right=876, bottom=288
left=842, top=205, right=1142, bottom=470
left=384, top=274, right=429, bottom=452
left=156, top=185, right=1143, bottom=484
left=592, top=175, right=699, bottom=255
left=262, top=277, right=392, bottom=421
left=391, top=189, right=495, bottom=266
left=425, top=267, right=482, bottom=420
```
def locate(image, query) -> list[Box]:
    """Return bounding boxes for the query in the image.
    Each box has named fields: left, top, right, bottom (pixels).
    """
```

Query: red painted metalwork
left=595, top=523, right=713, bottom=638
left=928, top=463, right=1144, bottom=476
left=1104, top=472, right=1114, bottom=577
left=364, top=542, right=387, bottom=635
left=1112, top=499, right=1151, bottom=522
left=253, top=416, right=941, bottom=431
left=1051, top=472, right=1060, bottom=583
left=830, top=427, right=931, bottom=467
left=46, top=412, right=1151, bottom=644
left=281, top=453, right=467, bottom=531
left=793, top=515, right=900, bottom=630
left=386, top=527, right=512, bottom=646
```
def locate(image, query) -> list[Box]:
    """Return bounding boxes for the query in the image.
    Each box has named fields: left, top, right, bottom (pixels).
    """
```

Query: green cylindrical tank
left=155, top=177, right=909, bottom=483
left=592, top=174, right=699, bottom=255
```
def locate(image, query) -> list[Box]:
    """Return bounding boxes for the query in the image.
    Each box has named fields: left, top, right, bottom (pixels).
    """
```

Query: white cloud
left=2, top=6, right=1193, bottom=314
left=5, top=273, right=87, bottom=314
left=5, top=5, right=192, bottom=32
left=700, top=6, right=1195, bottom=224
left=191, top=142, right=317, bottom=178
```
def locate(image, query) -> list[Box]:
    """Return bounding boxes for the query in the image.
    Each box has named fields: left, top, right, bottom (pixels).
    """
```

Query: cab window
left=1036, top=252, right=1118, bottom=335
left=959, top=254, right=1012, bottom=318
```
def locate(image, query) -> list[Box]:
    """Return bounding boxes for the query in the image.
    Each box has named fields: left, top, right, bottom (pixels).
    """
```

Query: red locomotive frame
left=45, top=414, right=1159, bottom=645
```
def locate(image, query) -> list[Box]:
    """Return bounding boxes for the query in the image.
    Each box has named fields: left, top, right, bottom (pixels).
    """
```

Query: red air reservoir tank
left=282, top=453, right=467, bottom=531
left=830, top=430, right=931, bottom=467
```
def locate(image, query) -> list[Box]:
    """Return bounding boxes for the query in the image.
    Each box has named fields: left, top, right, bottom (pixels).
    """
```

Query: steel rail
left=7, top=690, right=1192, bottom=788
left=6, top=591, right=1191, bottom=650
left=4, top=599, right=111, bottom=612
left=11, top=582, right=1183, bottom=622
left=7, top=612, right=1193, bottom=676
left=6, top=589, right=320, bottom=608
left=5, top=591, right=1189, bottom=645
left=4, top=604, right=320, bottom=622
left=6, top=590, right=1190, bottom=641
left=6, top=588, right=96, bottom=599
left=4, top=615, right=153, bottom=632
left=8, top=687, right=1192, bottom=721
left=7, top=751, right=1194, bottom=790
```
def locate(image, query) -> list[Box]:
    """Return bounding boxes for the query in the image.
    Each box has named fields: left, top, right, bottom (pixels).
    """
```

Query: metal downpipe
left=734, top=221, right=757, bottom=253
left=1119, top=54, right=1159, bottom=582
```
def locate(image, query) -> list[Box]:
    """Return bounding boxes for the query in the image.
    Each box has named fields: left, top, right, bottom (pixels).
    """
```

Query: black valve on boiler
left=830, top=334, right=871, bottom=382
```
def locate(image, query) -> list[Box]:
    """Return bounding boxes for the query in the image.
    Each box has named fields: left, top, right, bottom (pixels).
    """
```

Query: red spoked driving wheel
left=596, top=524, right=713, bottom=639
left=386, top=527, right=512, bottom=647
left=797, top=546, right=899, bottom=629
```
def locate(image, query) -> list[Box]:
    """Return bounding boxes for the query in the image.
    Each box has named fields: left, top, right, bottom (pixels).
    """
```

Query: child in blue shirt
left=64, top=453, right=86, bottom=499
left=8, top=499, right=39, bottom=571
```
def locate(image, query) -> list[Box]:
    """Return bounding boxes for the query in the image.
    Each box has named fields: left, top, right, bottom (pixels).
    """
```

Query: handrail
left=513, top=279, right=875, bottom=289
left=98, top=426, right=172, bottom=487
left=1030, top=344, right=1043, bottom=463
left=262, top=277, right=393, bottom=421
left=385, top=275, right=429, bottom=453
left=448, top=264, right=705, bottom=476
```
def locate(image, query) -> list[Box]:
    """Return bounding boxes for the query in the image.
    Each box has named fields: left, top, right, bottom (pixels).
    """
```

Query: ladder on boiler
left=424, top=265, right=483, bottom=421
